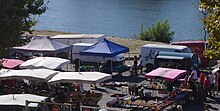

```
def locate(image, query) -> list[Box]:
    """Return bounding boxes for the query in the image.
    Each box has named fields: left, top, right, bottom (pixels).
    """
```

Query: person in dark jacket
left=133, top=55, right=138, bottom=76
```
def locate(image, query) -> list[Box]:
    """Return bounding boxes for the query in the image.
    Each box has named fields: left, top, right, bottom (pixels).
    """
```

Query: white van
left=51, top=34, right=105, bottom=45
left=72, top=43, right=125, bottom=66
left=140, top=44, right=192, bottom=70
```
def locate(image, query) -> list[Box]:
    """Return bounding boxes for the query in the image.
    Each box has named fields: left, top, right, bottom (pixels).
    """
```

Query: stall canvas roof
left=20, top=57, right=70, bottom=70
left=13, top=36, right=72, bottom=53
left=0, top=69, right=59, bottom=81
left=48, top=71, right=112, bottom=84
left=80, top=38, right=129, bottom=57
left=0, top=94, right=47, bottom=107
left=51, top=34, right=105, bottom=39
left=145, top=67, right=187, bottom=81
left=1, top=59, right=24, bottom=69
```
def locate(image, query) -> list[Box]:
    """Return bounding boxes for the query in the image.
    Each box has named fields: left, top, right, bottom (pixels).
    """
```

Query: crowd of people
left=181, top=67, right=220, bottom=102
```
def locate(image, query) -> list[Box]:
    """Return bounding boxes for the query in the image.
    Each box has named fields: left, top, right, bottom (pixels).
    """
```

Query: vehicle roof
left=171, top=40, right=206, bottom=44
left=157, top=51, right=195, bottom=58
left=156, top=55, right=185, bottom=60
left=72, top=43, right=94, bottom=46
left=142, top=44, right=188, bottom=50
left=51, top=34, right=105, bottom=39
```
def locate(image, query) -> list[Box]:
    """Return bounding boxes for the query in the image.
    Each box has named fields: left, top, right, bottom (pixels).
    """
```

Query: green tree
left=139, top=19, right=174, bottom=43
left=0, top=0, right=47, bottom=57
left=199, top=0, right=220, bottom=59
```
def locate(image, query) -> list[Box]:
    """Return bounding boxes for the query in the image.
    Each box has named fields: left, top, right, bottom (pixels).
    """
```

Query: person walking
left=191, top=67, right=198, bottom=82
left=200, top=72, right=205, bottom=88
left=204, top=76, right=211, bottom=97
left=209, top=72, right=215, bottom=96
left=214, top=72, right=219, bottom=95
left=137, top=55, right=143, bottom=75
left=133, top=55, right=138, bottom=76
left=187, top=73, right=194, bottom=89
left=99, top=62, right=104, bottom=73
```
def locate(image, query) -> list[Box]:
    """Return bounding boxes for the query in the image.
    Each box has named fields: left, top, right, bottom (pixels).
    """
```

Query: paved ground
left=64, top=61, right=220, bottom=110
left=83, top=72, right=220, bottom=111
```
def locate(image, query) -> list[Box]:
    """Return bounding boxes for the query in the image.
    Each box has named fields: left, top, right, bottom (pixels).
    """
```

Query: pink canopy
left=1, top=59, right=24, bottom=69
left=145, top=67, right=187, bottom=81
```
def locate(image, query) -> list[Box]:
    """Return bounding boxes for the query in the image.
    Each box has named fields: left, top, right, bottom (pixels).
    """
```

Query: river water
left=33, top=0, right=204, bottom=41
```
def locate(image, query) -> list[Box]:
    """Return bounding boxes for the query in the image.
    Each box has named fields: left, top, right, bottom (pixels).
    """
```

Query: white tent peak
left=13, top=36, right=72, bottom=53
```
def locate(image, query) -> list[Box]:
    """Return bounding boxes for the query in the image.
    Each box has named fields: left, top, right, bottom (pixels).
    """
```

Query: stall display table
left=146, top=90, right=192, bottom=111
left=100, top=82, right=129, bottom=87
left=143, top=83, right=166, bottom=91
left=106, top=96, right=147, bottom=110
left=121, top=86, right=129, bottom=94
left=112, top=65, right=131, bottom=74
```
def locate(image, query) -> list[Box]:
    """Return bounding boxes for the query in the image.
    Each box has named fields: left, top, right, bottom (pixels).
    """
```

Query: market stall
left=0, top=69, right=59, bottom=82
left=146, top=89, right=192, bottom=110
left=106, top=68, right=191, bottom=110
left=0, top=94, right=47, bottom=111
left=20, top=57, right=70, bottom=70
left=12, top=36, right=72, bottom=57
left=0, top=59, right=24, bottom=69
left=48, top=71, right=112, bottom=84
left=145, top=67, right=187, bottom=81
left=79, top=38, right=129, bottom=74
left=106, top=95, right=146, bottom=110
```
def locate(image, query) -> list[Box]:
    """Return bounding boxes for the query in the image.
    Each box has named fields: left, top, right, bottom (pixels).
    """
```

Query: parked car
left=171, top=41, right=217, bottom=68
left=140, top=44, right=192, bottom=71
left=154, top=51, right=200, bottom=70
left=51, top=34, right=105, bottom=45
left=72, top=43, right=125, bottom=67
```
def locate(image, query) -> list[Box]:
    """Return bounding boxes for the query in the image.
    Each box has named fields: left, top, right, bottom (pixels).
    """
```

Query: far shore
left=32, top=30, right=167, bottom=54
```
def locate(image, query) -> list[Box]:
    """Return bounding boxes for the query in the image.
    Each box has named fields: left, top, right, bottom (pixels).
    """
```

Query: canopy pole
left=111, top=58, right=113, bottom=75
left=79, top=57, right=81, bottom=72
left=70, top=48, right=73, bottom=63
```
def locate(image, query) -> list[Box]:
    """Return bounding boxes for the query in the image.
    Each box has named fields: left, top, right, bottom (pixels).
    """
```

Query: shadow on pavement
left=207, top=96, right=220, bottom=104
left=183, top=102, right=205, bottom=111
left=105, top=86, right=120, bottom=91
left=109, top=75, right=146, bottom=83
left=91, top=87, right=109, bottom=93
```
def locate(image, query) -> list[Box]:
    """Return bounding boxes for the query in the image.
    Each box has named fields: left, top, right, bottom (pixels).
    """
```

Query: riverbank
left=32, top=30, right=166, bottom=54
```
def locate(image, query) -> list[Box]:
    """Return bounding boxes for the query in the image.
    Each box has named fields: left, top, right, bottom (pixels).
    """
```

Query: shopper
left=204, top=76, right=211, bottom=96
left=209, top=72, right=215, bottom=96
left=137, top=55, right=143, bottom=75
left=214, top=72, right=219, bottom=95
left=133, top=55, right=138, bottom=76
left=191, top=67, right=198, bottom=82
left=200, top=72, right=205, bottom=88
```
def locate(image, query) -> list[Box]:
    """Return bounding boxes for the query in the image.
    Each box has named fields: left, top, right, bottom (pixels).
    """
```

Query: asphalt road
left=83, top=72, right=220, bottom=111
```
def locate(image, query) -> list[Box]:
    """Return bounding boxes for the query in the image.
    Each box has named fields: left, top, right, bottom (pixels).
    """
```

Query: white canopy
left=20, top=57, right=70, bottom=70
left=0, top=94, right=46, bottom=107
left=0, top=69, right=10, bottom=75
left=13, top=36, right=72, bottom=53
left=212, top=67, right=220, bottom=74
left=0, top=69, right=58, bottom=81
left=48, top=71, right=112, bottom=84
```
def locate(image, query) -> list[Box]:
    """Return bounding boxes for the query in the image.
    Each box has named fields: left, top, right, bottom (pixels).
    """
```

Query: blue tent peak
left=80, top=38, right=129, bottom=57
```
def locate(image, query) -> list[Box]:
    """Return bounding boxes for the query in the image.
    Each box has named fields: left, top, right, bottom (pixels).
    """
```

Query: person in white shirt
left=214, top=72, right=219, bottom=95
left=209, top=72, right=215, bottom=96
left=80, top=83, right=84, bottom=93
left=191, top=67, right=198, bottom=81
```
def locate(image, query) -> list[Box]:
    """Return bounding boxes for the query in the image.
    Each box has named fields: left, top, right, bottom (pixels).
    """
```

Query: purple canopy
left=1, top=59, right=24, bottom=69
left=145, top=67, right=187, bottom=81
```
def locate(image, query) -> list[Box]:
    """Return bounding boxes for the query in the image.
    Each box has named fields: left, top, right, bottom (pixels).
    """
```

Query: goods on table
left=100, top=82, right=129, bottom=87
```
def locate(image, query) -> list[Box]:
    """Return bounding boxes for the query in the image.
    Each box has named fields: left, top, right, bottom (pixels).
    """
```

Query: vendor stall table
left=147, top=90, right=192, bottom=111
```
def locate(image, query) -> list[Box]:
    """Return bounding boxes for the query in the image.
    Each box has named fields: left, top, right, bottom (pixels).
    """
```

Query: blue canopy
left=80, top=38, right=129, bottom=57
